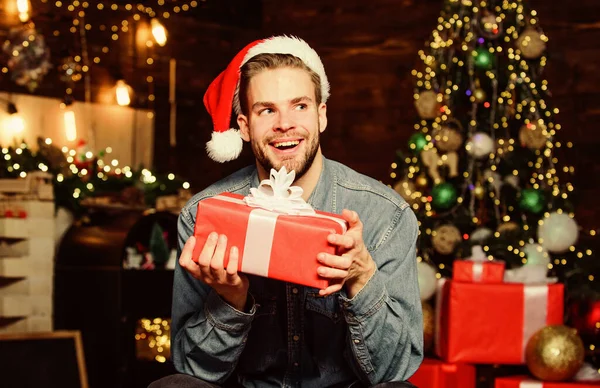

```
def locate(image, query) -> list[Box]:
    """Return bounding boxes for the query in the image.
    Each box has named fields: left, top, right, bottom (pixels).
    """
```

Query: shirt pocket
left=305, top=291, right=343, bottom=323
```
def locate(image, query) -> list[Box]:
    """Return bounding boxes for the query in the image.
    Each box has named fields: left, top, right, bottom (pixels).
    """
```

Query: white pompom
left=466, top=132, right=495, bottom=159
left=523, top=243, right=549, bottom=266
left=417, top=261, right=438, bottom=301
left=206, top=129, right=243, bottom=163
left=538, top=212, right=579, bottom=253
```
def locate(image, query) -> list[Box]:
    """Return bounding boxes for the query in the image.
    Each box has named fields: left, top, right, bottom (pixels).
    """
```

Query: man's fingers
left=342, top=209, right=362, bottom=230
left=179, top=236, right=203, bottom=279
left=327, top=233, right=355, bottom=250
left=198, top=232, right=218, bottom=268
left=317, top=252, right=352, bottom=270
left=318, top=265, right=348, bottom=280
left=226, top=246, right=240, bottom=279
left=319, top=283, right=343, bottom=297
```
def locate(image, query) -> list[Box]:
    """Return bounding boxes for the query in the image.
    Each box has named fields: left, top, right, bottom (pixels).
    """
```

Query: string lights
left=135, top=317, right=171, bottom=363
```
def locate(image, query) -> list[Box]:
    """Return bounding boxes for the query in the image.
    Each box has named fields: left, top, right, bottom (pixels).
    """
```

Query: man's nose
left=275, top=109, right=295, bottom=131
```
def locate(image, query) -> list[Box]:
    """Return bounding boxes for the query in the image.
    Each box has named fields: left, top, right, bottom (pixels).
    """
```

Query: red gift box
left=435, top=279, right=564, bottom=364
left=495, top=376, right=600, bottom=388
left=453, top=260, right=505, bottom=283
left=192, top=192, right=347, bottom=289
left=408, top=358, right=475, bottom=388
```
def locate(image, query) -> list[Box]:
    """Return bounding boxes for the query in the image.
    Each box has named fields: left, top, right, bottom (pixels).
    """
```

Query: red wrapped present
left=408, top=358, right=475, bottom=388
left=192, top=168, right=347, bottom=289
left=495, top=376, right=600, bottom=388
left=434, top=279, right=564, bottom=364
left=453, top=245, right=505, bottom=283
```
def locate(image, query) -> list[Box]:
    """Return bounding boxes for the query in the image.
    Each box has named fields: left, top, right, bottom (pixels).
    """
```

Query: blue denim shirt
left=171, top=157, right=423, bottom=387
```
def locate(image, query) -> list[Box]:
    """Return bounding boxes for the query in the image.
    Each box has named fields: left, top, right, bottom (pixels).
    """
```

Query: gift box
left=192, top=172, right=347, bottom=289
left=435, top=279, right=564, bottom=364
left=495, top=376, right=600, bottom=388
left=408, top=358, right=475, bottom=388
left=453, top=245, right=505, bottom=283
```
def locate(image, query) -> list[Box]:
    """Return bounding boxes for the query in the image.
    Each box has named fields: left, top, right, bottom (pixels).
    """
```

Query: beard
left=250, top=125, right=321, bottom=181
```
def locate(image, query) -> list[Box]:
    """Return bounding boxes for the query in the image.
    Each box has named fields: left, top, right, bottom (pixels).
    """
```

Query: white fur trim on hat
left=206, top=129, right=243, bottom=163
left=232, top=35, right=330, bottom=115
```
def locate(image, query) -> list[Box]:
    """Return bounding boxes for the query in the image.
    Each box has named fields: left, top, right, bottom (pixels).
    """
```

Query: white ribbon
left=519, top=381, right=543, bottom=388
left=244, top=167, right=316, bottom=215
left=504, top=264, right=557, bottom=284
left=466, top=245, right=487, bottom=282
left=522, top=285, right=549, bottom=362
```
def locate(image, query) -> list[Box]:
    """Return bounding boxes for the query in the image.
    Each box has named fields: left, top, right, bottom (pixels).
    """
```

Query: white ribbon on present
left=466, top=245, right=487, bottom=282
left=244, top=166, right=316, bottom=215
left=519, top=381, right=543, bottom=388
left=504, top=263, right=558, bottom=362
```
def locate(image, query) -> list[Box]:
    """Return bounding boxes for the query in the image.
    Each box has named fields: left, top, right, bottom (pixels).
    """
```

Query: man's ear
left=237, top=114, right=250, bottom=142
left=318, top=103, right=327, bottom=133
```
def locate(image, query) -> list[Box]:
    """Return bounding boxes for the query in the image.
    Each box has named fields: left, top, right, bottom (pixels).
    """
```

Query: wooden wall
left=0, top=0, right=598, bottom=228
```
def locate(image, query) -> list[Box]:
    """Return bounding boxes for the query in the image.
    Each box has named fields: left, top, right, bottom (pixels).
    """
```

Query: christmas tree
left=390, top=0, right=599, bottom=368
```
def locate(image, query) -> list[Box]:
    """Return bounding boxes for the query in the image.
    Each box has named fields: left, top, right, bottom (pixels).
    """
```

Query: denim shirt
left=171, top=157, right=423, bottom=387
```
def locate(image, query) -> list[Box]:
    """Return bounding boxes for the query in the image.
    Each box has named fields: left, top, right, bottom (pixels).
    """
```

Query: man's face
left=237, top=67, right=327, bottom=180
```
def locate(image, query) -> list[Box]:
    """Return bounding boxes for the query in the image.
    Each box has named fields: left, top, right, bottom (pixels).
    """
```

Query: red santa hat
left=203, top=35, right=330, bottom=163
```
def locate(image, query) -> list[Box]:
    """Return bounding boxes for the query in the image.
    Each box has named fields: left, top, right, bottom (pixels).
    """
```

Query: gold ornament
left=434, top=126, right=463, bottom=152
left=516, top=27, right=547, bottom=59
left=473, top=88, right=486, bottom=103
left=415, top=174, right=429, bottom=189
left=421, top=148, right=459, bottom=182
left=422, top=301, right=435, bottom=353
left=415, top=90, right=442, bottom=120
left=497, top=221, right=520, bottom=235
left=432, top=224, right=462, bottom=255
left=394, top=180, right=419, bottom=205
left=519, top=123, right=548, bottom=150
left=525, top=325, right=584, bottom=381
left=480, top=13, right=502, bottom=39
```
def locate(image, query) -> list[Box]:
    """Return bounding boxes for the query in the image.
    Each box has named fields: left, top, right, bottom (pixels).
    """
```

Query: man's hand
left=317, top=209, right=376, bottom=297
left=179, top=233, right=249, bottom=311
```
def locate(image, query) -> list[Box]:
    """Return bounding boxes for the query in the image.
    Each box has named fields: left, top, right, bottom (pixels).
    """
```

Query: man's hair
left=237, top=53, right=323, bottom=116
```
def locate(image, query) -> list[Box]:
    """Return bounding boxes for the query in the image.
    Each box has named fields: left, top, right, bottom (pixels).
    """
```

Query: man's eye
left=295, top=104, right=307, bottom=111
left=259, top=108, right=273, bottom=115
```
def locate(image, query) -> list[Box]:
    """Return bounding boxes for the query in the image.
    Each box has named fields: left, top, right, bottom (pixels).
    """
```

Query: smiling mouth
left=271, top=139, right=302, bottom=151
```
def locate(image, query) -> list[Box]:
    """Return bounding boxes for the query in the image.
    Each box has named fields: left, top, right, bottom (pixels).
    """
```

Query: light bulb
left=64, top=110, right=77, bottom=141
left=151, top=18, right=167, bottom=46
left=16, top=0, right=30, bottom=22
left=115, top=79, right=131, bottom=106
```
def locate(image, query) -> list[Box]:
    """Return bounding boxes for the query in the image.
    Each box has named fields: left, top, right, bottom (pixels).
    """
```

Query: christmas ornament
left=408, top=132, right=429, bottom=153
left=525, top=325, right=585, bottom=381
left=2, top=22, right=52, bottom=92
left=434, top=124, right=463, bottom=152
left=519, top=188, right=545, bottom=214
left=516, top=27, right=547, bottom=59
left=432, top=224, right=462, bottom=255
left=473, top=88, right=487, bottom=103
left=523, top=243, right=550, bottom=266
left=417, top=261, right=437, bottom=301
left=466, top=132, right=495, bottom=159
left=414, top=90, right=442, bottom=120
left=470, top=227, right=493, bottom=243
left=393, top=180, right=418, bottom=205
left=422, top=301, right=435, bottom=353
left=497, top=221, right=520, bottom=235
left=538, top=212, right=579, bottom=253
left=473, top=47, right=494, bottom=69
left=59, top=56, right=83, bottom=83
left=479, top=13, right=502, bottom=39
left=519, top=123, right=548, bottom=150
left=421, top=148, right=459, bottom=182
left=431, top=183, right=458, bottom=210
left=568, top=299, right=600, bottom=339
left=473, top=184, right=485, bottom=199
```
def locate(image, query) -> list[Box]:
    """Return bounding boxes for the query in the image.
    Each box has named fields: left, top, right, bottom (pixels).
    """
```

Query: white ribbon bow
left=504, top=263, right=557, bottom=284
left=244, top=166, right=316, bottom=215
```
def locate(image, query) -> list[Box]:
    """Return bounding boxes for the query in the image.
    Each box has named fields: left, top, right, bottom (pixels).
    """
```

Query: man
left=150, top=36, right=423, bottom=388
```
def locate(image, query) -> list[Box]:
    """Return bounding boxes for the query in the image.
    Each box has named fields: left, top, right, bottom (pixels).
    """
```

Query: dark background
left=0, top=0, right=598, bottom=229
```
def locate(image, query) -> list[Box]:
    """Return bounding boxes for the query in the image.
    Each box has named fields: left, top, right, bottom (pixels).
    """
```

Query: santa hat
left=203, top=35, right=330, bottom=163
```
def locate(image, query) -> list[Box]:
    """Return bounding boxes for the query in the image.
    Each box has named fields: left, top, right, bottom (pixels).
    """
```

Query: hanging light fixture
left=1, top=100, right=25, bottom=138
left=16, top=0, right=30, bottom=22
left=115, top=79, right=132, bottom=106
left=151, top=18, right=167, bottom=47
left=63, top=98, right=77, bottom=141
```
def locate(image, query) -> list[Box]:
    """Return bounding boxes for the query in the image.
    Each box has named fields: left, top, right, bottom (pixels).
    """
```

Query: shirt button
left=292, top=288, right=298, bottom=294
left=293, top=335, right=300, bottom=341
left=293, top=362, right=299, bottom=367
left=354, top=339, right=361, bottom=344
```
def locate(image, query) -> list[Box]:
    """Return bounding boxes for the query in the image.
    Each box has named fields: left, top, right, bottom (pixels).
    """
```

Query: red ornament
left=569, top=298, right=600, bottom=339
left=18, top=210, right=27, bottom=218
left=4, top=209, right=14, bottom=218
